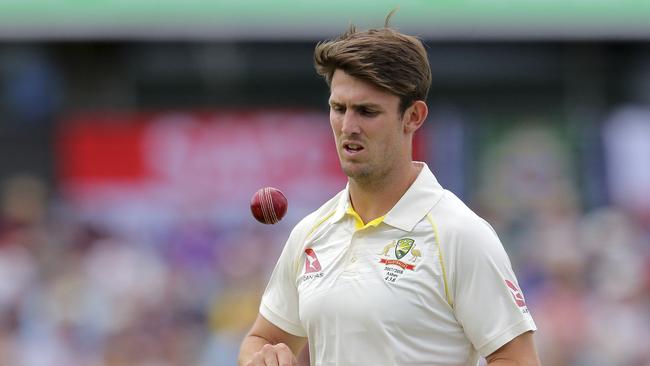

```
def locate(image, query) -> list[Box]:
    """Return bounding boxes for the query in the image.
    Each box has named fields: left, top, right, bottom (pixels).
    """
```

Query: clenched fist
left=244, top=343, right=298, bottom=366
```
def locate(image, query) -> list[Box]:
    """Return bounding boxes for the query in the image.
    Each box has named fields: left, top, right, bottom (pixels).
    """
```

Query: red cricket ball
left=250, top=187, right=288, bottom=224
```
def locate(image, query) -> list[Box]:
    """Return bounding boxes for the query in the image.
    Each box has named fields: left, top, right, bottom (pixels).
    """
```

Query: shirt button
left=350, top=257, right=357, bottom=263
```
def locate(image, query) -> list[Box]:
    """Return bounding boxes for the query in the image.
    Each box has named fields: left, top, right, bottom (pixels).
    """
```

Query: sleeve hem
left=259, top=302, right=307, bottom=338
left=477, top=317, right=537, bottom=357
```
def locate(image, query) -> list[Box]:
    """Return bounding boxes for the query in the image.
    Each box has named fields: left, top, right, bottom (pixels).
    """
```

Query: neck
left=348, top=161, right=422, bottom=224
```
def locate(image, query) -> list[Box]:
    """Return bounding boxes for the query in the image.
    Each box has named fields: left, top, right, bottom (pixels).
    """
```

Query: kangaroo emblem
left=379, top=241, right=396, bottom=256
left=410, top=247, right=422, bottom=262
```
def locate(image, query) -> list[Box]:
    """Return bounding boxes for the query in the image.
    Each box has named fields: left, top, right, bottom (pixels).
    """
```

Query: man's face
left=329, top=70, right=408, bottom=183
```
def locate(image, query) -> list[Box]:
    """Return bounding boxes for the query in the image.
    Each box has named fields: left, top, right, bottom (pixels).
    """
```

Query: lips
left=345, top=143, right=363, bottom=152
left=342, top=141, right=365, bottom=155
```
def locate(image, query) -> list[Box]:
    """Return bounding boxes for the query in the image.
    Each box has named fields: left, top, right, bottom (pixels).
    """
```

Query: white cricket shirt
left=260, top=162, right=536, bottom=366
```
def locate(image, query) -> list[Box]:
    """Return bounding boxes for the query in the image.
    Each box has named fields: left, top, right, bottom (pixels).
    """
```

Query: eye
left=360, top=108, right=378, bottom=117
left=331, top=105, right=345, bottom=113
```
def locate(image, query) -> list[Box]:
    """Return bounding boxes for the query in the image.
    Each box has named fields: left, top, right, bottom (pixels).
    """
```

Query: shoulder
left=287, top=189, right=345, bottom=246
left=430, top=190, right=503, bottom=254
left=272, top=190, right=345, bottom=274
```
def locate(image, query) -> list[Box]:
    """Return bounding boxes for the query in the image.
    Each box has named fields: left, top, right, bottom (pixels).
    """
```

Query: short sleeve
left=259, top=226, right=308, bottom=337
left=452, top=219, right=536, bottom=357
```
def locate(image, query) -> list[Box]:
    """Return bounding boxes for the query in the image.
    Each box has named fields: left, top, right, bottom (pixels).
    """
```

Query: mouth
left=342, top=141, right=365, bottom=155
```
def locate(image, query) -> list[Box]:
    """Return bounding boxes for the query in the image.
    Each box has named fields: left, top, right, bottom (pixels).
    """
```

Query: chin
left=340, top=162, right=372, bottom=181
left=339, top=162, right=358, bottom=178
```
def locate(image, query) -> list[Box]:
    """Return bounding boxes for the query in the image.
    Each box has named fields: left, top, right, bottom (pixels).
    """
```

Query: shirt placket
left=341, top=223, right=362, bottom=276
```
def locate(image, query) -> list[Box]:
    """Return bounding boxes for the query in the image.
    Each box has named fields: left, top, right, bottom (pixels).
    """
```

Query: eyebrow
left=329, top=101, right=383, bottom=110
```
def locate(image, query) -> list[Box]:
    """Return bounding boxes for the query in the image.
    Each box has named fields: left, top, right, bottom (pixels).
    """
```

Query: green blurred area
left=2, top=0, right=650, bottom=38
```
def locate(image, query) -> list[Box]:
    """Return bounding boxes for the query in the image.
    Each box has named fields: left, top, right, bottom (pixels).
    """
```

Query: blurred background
left=0, top=1, right=649, bottom=365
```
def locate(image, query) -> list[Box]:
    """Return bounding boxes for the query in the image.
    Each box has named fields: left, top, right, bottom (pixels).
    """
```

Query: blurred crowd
left=0, top=173, right=288, bottom=366
left=473, top=119, right=650, bottom=366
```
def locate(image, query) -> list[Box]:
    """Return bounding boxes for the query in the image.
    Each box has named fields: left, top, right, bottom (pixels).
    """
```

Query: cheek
left=330, top=114, right=342, bottom=134
left=378, top=127, right=402, bottom=154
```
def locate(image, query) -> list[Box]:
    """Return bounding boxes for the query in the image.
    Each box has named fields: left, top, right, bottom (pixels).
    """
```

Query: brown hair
left=314, top=12, right=431, bottom=114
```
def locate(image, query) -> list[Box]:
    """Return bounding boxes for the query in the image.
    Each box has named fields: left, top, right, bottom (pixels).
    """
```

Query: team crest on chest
left=378, top=238, right=421, bottom=283
left=395, top=238, right=415, bottom=259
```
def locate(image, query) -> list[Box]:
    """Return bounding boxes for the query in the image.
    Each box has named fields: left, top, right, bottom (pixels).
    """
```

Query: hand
left=244, top=343, right=299, bottom=366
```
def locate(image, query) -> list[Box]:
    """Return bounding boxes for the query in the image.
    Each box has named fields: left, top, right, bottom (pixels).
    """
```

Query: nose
left=340, top=110, right=361, bottom=135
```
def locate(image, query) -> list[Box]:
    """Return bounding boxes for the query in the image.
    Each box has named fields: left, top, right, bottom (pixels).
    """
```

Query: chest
left=295, top=223, right=448, bottom=328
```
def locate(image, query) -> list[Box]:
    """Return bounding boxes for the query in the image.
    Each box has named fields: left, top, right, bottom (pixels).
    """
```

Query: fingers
left=245, top=343, right=298, bottom=366
left=263, top=347, right=279, bottom=366
left=276, top=344, right=299, bottom=366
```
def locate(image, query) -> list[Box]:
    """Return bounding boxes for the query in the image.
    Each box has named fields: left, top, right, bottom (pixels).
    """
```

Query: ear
left=403, top=100, right=428, bottom=134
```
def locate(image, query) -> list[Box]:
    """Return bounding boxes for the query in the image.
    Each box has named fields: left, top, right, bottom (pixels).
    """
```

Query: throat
left=348, top=161, right=422, bottom=224
left=348, top=181, right=396, bottom=225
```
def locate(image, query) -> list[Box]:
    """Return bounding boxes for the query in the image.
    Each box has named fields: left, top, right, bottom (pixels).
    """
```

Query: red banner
left=380, top=258, right=415, bottom=270
left=57, top=110, right=347, bottom=215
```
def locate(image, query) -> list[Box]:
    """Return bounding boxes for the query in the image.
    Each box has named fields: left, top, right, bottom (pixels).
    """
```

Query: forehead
left=329, top=70, right=399, bottom=107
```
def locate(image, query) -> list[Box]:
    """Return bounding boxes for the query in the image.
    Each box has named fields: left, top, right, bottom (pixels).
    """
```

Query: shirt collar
left=331, top=162, right=445, bottom=232
left=331, top=183, right=351, bottom=224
